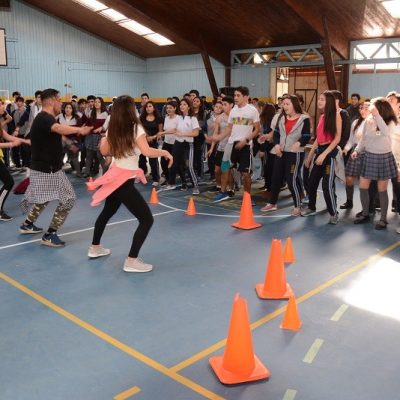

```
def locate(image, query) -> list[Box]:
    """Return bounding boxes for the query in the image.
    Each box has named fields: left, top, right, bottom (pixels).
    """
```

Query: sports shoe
left=123, top=257, right=153, bottom=273
left=301, top=207, right=317, bottom=217
left=152, top=181, right=159, bottom=187
left=301, top=195, right=309, bottom=205
left=41, top=232, right=65, bottom=247
left=354, top=215, right=370, bottom=224
left=280, top=184, right=288, bottom=192
left=192, top=187, right=200, bottom=195
left=0, top=211, right=13, bottom=221
left=213, top=192, right=229, bottom=203
left=375, top=220, right=388, bottom=230
left=328, top=213, right=339, bottom=225
left=179, top=184, right=188, bottom=191
left=19, top=223, right=43, bottom=234
left=163, top=184, right=176, bottom=191
left=260, top=203, right=277, bottom=212
left=159, top=177, right=167, bottom=185
left=88, top=245, right=111, bottom=259
left=227, top=190, right=235, bottom=198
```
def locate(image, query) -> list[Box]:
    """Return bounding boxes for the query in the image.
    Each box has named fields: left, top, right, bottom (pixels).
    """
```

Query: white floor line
left=0, top=209, right=178, bottom=251
left=157, top=202, right=291, bottom=218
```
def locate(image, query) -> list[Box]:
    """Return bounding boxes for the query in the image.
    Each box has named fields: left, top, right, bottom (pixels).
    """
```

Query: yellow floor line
left=0, top=272, right=224, bottom=400
left=170, top=240, right=400, bottom=372
left=303, top=338, right=324, bottom=364
left=113, top=386, right=141, bottom=400
left=330, top=304, right=349, bottom=322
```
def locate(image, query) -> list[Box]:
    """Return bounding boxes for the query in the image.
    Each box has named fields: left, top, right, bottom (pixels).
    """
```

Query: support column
left=321, top=15, right=337, bottom=91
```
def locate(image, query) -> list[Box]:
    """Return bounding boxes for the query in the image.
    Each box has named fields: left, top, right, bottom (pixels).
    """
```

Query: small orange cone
left=231, top=192, right=261, bottom=230
left=149, top=188, right=159, bottom=204
left=255, top=239, right=292, bottom=299
left=209, top=294, right=271, bottom=384
left=283, top=237, right=295, bottom=264
left=280, top=294, right=302, bottom=331
left=186, top=197, right=196, bottom=216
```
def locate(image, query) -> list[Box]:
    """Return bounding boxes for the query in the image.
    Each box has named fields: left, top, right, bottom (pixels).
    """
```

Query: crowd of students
left=1, top=86, right=400, bottom=234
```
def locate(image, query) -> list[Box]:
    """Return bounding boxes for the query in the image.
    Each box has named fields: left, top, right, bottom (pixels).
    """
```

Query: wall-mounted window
left=352, top=40, right=400, bottom=73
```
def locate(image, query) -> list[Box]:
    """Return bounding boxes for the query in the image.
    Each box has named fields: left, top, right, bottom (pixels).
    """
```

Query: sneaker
left=328, top=213, right=339, bottom=225
left=375, top=220, right=388, bottom=230
left=152, top=181, right=159, bottom=187
left=88, top=245, right=111, bottom=259
left=396, top=226, right=400, bottom=234
left=192, top=187, right=200, bottom=195
left=213, top=192, right=229, bottom=203
left=227, top=190, right=235, bottom=198
left=340, top=201, right=353, bottom=210
left=19, top=223, right=43, bottom=234
left=0, top=211, right=13, bottom=221
left=163, top=184, right=176, bottom=191
left=260, top=203, right=277, bottom=212
left=354, top=215, right=370, bottom=224
left=280, top=184, right=288, bottom=192
left=123, top=257, right=153, bottom=273
left=301, top=195, right=309, bottom=205
left=180, top=184, right=188, bottom=191
left=41, top=232, right=65, bottom=247
left=159, top=177, right=166, bottom=185
left=301, top=207, right=317, bottom=217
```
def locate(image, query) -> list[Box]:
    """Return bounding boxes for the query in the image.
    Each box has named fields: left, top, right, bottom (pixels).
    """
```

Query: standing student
left=302, top=91, right=342, bottom=224
left=165, top=98, right=200, bottom=195
left=139, top=101, right=163, bottom=186
left=205, top=101, right=223, bottom=180
left=88, top=95, right=173, bottom=272
left=340, top=102, right=370, bottom=209
left=213, top=86, right=261, bottom=202
left=158, top=101, right=178, bottom=184
left=260, top=95, right=311, bottom=215
left=346, top=93, right=361, bottom=123
left=352, top=98, right=398, bottom=230
left=19, top=89, right=92, bottom=246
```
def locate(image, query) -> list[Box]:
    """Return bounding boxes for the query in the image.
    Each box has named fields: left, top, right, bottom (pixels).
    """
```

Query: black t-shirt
left=339, top=109, right=351, bottom=150
left=30, top=111, right=63, bottom=173
left=142, top=117, right=163, bottom=136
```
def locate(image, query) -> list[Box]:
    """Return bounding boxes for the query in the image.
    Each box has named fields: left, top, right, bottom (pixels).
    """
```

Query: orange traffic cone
left=255, top=239, right=292, bottom=299
left=149, top=188, right=159, bottom=204
left=280, top=294, right=302, bottom=331
left=209, top=294, right=271, bottom=384
left=231, top=192, right=261, bottom=230
left=186, top=197, right=196, bottom=216
left=283, top=237, right=295, bottom=264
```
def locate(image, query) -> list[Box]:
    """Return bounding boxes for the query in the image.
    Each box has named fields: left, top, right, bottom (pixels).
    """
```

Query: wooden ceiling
left=24, top=0, right=400, bottom=65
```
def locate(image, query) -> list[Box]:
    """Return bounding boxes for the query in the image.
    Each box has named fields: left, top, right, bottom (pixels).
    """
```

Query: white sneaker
left=123, top=258, right=153, bottom=273
left=152, top=181, right=159, bottom=187
left=88, top=245, right=111, bottom=258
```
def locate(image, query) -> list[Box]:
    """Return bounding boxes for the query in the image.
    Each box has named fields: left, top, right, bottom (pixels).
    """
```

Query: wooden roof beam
left=282, top=0, right=349, bottom=59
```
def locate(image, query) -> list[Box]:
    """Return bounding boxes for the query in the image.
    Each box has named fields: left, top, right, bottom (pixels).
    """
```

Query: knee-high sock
left=346, top=185, right=354, bottom=203
left=379, top=191, right=389, bottom=222
left=360, top=188, right=370, bottom=217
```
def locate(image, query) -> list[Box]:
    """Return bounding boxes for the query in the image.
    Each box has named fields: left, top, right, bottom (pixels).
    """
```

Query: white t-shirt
left=228, top=104, right=260, bottom=144
left=175, top=115, right=200, bottom=143
left=113, top=124, right=146, bottom=170
left=163, top=115, right=178, bottom=145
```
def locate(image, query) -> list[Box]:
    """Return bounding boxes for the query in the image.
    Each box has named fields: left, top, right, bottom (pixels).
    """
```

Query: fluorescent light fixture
left=99, top=8, right=128, bottom=22
left=118, top=20, right=154, bottom=36
left=143, top=33, right=174, bottom=46
left=73, top=0, right=107, bottom=12
left=381, top=0, right=400, bottom=18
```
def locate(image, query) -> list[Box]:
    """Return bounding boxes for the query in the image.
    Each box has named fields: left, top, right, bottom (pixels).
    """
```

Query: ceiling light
left=72, top=0, right=107, bottom=12
left=118, top=20, right=154, bottom=36
left=99, top=8, right=128, bottom=22
left=143, top=33, right=174, bottom=46
left=381, top=0, right=400, bottom=18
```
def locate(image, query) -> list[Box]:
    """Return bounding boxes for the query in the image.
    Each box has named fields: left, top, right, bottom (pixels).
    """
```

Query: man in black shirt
left=346, top=93, right=361, bottom=123
left=20, top=88, right=92, bottom=247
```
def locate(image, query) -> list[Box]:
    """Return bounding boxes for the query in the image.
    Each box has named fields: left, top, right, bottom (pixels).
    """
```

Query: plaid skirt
left=21, top=169, right=76, bottom=213
left=85, top=134, right=101, bottom=151
left=360, top=151, right=397, bottom=180
left=345, top=152, right=364, bottom=177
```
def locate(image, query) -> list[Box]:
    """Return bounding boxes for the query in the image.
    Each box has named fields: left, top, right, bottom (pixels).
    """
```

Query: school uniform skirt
left=360, top=151, right=397, bottom=180
left=345, top=151, right=364, bottom=177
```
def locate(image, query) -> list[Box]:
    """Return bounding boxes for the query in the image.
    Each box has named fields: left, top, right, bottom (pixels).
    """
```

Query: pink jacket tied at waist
left=86, top=164, right=147, bottom=206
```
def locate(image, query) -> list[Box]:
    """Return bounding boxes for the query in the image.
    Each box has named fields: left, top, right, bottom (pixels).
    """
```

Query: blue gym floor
left=1, top=171, right=400, bottom=400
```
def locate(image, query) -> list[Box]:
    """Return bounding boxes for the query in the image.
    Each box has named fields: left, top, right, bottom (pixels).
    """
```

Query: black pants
left=263, top=144, right=275, bottom=191
left=207, top=143, right=216, bottom=178
left=161, top=142, right=173, bottom=180
left=92, top=180, right=154, bottom=258
left=308, top=147, right=338, bottom=216
left=0, top=160, right=14, bottom=211
left=169, top=141, right=198, bottom=187
left=270, top=152, right=304, bottom=207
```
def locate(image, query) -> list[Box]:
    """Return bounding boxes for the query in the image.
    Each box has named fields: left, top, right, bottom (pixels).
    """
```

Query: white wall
left=231, top=65, right=270, bottom=98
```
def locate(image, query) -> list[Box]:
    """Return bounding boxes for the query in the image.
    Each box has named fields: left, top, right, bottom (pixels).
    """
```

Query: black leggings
left=92, top=180, right=154, bottom=258
left=0, top=160, right=14, bottom=211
